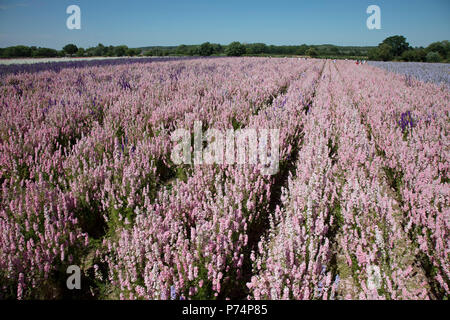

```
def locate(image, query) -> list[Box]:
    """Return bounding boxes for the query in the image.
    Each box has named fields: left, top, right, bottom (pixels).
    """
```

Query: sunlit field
left=0, top=57, right=448, bottom=300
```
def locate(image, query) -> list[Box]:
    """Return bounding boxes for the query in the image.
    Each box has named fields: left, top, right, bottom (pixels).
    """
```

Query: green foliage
left=368, top=47, right=380, bottom=60
left=231, top=117, right=242, bottom=130
left=1, top=45, right=32, bottom=58
left=2, top=37, right=447, bottom=61
left=378, top=43, right=394, bottom=61
left=401, top=49, right=424, bottom=62
left=143, top=47, right=170, bottom=56
left=113, top=45, right=128, bottom=57
left=92, top=43, right=106, bottom=56
left=211, top=43, right=223, bottom=54
left=199, top=42, right=214, bottom=56
left=174, top=44, right=221, bottom=56
left=176, top=166, right=188, bottom=183
left=328, top=46, right=340, bottom=55
left=426, top=51, right=442, bottom=63
left=0, top=42, right=373, bottom=59
left=76, top=47, right=85, bottom=57
left=296, top=44, right=309, bottom=55
left=380, top=35, right=410, bottom=57
left=176, top=44, right=188, bottom=55
left=225, top=41, right=246, bottom=56
left=246, top=43, right=268, bottom=55
left=31, top=47, right=58, bottom=58
left=63, top=43, right=78, bottom=55
left=143, top=50, right=154, bottom=57
left=383, top=166, right=404, bottom=194
left=426, top=41, right=449, bottom=60
left=306, top=47, right=318, bottom=57
left=369, top=36, right=449, bottom=62
left=125, top=48, right=140, bottom=56
left=187, top=46, right=199, bottom=56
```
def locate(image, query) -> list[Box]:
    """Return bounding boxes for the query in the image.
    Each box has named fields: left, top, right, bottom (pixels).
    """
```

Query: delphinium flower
left=1, top=55, right=446, bottom=301
left=101, top=58, right=321, bottom=300
left=248, top=61, right=336, bottom=300
left=335, top=60, right=447, bottom=298
left=398, top=111, right=415, bottom=133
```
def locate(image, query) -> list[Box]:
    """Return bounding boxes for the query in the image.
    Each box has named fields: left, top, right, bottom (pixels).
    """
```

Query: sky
left=0, top=0, right=449, bottom=49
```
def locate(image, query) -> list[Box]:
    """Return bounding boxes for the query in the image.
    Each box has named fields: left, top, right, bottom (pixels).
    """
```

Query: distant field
left=0, top=56, right=199, bottom=76
left=368, top=61, right=450, bottom=86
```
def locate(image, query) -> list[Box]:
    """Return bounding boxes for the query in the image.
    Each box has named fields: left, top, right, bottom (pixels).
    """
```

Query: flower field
left=368, top=61, right=450, bottom=86
left=0, top=57, right=448, bottom=300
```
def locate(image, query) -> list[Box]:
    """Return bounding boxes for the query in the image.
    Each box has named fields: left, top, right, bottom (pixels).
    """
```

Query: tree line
left=142, top=42, right=373, bottom=58
left=368, top=36, right=449, bottom=62
left=1, top=37, right=448, bottom=62
left=0, top=43, right=141, bottom=58
left=0, top=42, right=372, bottom=59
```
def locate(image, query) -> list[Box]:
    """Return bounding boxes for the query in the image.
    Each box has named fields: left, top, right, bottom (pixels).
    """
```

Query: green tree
left=106, top=45, right=115, bottom=56
left=415, top=48, right=427, bottom=62
left=380, top=35, right=409, bottom=57
left=126, top=48, right=138, bottom=56
left=187, top=46, right=199, bottom=56
left=114, top=45, right=128, bottom=57
left=368, top=47, right=380, bottom=60
left=296, top=44, right=309, bottom=55
left=426, top=51, right=441, bottom=63
left=401, top=50, right=418, bottom=62
left=92, top=43, right=106, bottom=56
left=426, top=41, right=449, bottom=60
left=212, top=43, right=223, bottom=55
left=176, top=44, right=188, bottom=55
left=328, top=46, right=340, bottom=55
left=400, top=48, right=427, bottom=62
left=76, top=47, right=85, bottom=57
left=2, top=45, right=32, bottom=58
left=63, top=43, right=78, bottom=55
left=378, top=43, right=393, bottom=61
left=225, top=41, right=246, bottom=56
left=32, top=47, right=58, bottom=58
left=247, top=43, right=267, bottom=55
left=306, top=47, right=318, bottom=57
left=199, top=42, right=213, bottom=56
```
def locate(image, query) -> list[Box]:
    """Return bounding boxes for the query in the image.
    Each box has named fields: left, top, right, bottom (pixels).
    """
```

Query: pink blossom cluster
left=102, top=59, right=324, bottom=299
left=247, top=62, right=337, bottom=299
left=1, top=58, right=318, bottom=298
left=0, top=57, right=447, bottom=300
left=248, top=60, right=448, bottom=300
left=330, top=61, right=431, bottom=299
left=0, top=179, right=88, bottom=299
left=335, top=61, right=449, bottom=296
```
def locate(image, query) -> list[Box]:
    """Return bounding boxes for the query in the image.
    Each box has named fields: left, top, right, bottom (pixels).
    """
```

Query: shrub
left=226, top=42, right=246, bottom=56
left=199, top=42, right=214, bottom=56
left=63, top=44, right=78, bottom=55
left=306, top=47, right=319, bottom=57
left=426, top=51, right=441, bottom=63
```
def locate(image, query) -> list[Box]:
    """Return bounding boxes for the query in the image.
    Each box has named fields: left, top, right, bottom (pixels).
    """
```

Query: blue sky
left=0, top=0, right=449, bottom=49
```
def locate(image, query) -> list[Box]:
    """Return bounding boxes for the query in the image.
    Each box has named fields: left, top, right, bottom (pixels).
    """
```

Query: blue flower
left=170, top=285, right=176, bottom=300
left=398, top=111, right=415, bottom=132
left=334, top=274, right=340, bottom=286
